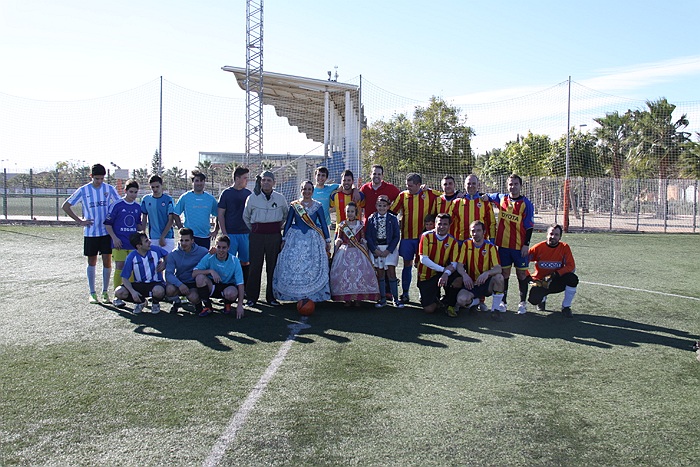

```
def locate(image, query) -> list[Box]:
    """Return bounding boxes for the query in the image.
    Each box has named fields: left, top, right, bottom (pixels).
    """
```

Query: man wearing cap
left=242, top=170, right=289, bottom=307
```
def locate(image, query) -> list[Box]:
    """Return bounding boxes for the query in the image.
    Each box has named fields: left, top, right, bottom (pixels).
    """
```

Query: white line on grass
left=203, top=317, right=311, bottom=467
left=581, top=281, right=700, bottom=301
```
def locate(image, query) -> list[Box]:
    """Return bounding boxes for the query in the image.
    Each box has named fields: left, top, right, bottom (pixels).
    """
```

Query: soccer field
left=1, top=226, right=699, bottom=466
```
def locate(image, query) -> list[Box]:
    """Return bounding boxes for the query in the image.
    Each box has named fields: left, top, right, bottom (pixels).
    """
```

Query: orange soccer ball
left=296, top=299, right=315, bottom=316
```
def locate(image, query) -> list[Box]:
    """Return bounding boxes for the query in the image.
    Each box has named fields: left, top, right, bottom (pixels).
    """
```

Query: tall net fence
left=1, top=77, right=698, bottom=232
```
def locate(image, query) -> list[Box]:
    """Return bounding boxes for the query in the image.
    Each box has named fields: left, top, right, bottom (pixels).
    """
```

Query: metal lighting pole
left=563, top=76, right=571, bottom=232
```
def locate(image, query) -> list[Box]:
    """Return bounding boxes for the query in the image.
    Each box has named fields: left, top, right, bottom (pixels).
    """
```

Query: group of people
left=63, top=163, right=579, bottom=319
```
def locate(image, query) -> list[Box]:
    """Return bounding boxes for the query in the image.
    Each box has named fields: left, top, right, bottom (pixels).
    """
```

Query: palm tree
left=628, top=98, right=692, bottom=218
left=593, top=111, right=631, bottom=214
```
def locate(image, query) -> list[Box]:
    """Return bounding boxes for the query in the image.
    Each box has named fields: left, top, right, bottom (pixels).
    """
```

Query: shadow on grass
left=463, top=310, right=698, bottom=350
left=99, top=300, right=697, bottom=352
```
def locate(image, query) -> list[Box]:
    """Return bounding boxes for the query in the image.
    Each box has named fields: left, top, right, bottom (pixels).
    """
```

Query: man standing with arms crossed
left=483, top=174, right=535, bottom=314
left=218, top=166, right=252, bottom=285
left=62, top=163, right=120, bottom=304
left=174, top=170, right=219, bottom=249
left=243, top=170, right=289, bottom=307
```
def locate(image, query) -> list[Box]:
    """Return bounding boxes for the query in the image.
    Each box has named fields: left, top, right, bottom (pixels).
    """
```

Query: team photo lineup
left=62, top=162, right=579, bottom=320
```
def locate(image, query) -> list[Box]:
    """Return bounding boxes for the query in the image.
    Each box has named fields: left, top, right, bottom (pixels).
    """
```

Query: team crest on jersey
left=476, top=202, right=482, bottom=208
left=443, top=242, right=450, bottom=249
left=481, top=249, right=488, bottom=256
left=421, top=193, right=426, bottom=200
left=161, top=202, right=166, bottom=206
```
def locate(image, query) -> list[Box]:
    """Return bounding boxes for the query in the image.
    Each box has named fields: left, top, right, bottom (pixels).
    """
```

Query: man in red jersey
left=527, top=224, right=578, bottom=318
left=391, top=173, right=440, bottom=303
left=360, top=164, right=401, bottom=223
left=416, top=213, right=460, bottom=313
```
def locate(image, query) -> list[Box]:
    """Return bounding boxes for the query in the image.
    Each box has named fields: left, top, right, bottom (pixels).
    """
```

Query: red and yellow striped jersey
left=435, top=194, right=461, bottom=237
left=390, top=189, right=439, bottom=240
left=456, top=239, right=500, bottom=281
left=491, top=194, right=535, bottom=250
left=417, top=231, right=460, bottom=282
left=452, top=195, right=496, bottom=241
left=329, top=190, right=365, bottom=223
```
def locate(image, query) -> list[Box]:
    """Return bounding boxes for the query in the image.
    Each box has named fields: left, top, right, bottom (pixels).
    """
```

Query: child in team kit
left=104, top=179, right=143, bottom=307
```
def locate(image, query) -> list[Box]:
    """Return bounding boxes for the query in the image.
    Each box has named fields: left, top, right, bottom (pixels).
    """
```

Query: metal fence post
left=609, top=177, right=613, bottom=231
left=30, top=169, right=34, bottom=219
left=2, top=169, right=6, bottom=219
left=55, top=168, right=60, bottom=220
left=581, top=177, right=586, bottom=231
left=635, top=178, right=640, bottom=232
left=694, top=180, right=698, bottom=234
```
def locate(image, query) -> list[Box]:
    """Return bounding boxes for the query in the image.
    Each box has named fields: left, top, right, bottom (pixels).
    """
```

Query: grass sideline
left=1, top=226, right=699, bottom=466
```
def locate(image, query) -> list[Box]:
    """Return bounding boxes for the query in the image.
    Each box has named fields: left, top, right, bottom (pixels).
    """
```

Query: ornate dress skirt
left=273, top=227, right=331, bottom=302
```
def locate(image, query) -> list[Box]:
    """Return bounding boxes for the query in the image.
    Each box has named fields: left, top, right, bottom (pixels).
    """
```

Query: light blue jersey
left=141, top=193, right=175, bottom=240
left=65, top=182, right=120, bottom=237
left=313, top=183, right=339, bottom=226
left=174, top=190, right=218, bottom=238
left=194, top=253, right=244, bottom=285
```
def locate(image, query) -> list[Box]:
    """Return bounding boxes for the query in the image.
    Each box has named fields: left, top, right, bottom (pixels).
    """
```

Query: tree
left=593, top=111, right=632, bottom=214
left=475, top=148, right=510, bottom=188
left=548, top=129, right=600, bottom=178
left=150, top=150, right=162, bottom=176
left=132, top=168, right=149, bottom=182
left=164, top=166, right=187, bottom=191
left=502, top=132, right=551, bottom=176
left=362, top=97, right=475, bottom=182
left=679, top=133, right=700, bottom=178
left=628, top=98, right=692, bottom=217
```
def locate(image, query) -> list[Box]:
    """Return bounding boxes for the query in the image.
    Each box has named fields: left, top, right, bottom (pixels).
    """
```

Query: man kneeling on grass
left=527, top=224, right=578, bottom=318
left=165, top=228, right=209, bottom=314
left=192, top=235, right=245, bottom=319
left=113, top=231, right=169, bottom=314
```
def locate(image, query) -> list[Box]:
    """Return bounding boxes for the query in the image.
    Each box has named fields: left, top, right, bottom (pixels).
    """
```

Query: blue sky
left=2, top=0, right=700, bottom=170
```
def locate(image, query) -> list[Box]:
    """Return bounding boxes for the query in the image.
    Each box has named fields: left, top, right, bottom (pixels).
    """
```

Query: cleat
left=112, top=298, right=126, bottom=308
left=467, top=305, right=479, bottom=316
left=244, top=299, right=256, bottom=307
left=446, top=306, right=457, bottom=318
left=393, top=300, right=405, bottom=309
left=170, top=302, right=180, bottom=313
left=497, top=302, right=507, bottom=313
left=478, top=302, right=488, bottom=312
left=561, top=306, right=573, bottom=318
left=266, top=299, right=282, bottom=307
left=222, top=303, right=232, bottom=315
left=199, top=306, right=213, bottom=317
left=151, top=303, right=160, bottom=314
left=101, top=292, right=110, bottom=302
left=375, top=299, right=387, bottom=309
left=133, top=303, right=145, bottom=314
left=89, top=293, right=99, bottom=304
left=399, top=293, right=410, bottom=304
left=517, top=301, right=527, bottom=315
left=536, top=301, right=546, bottom=312
left=490, top=311, right=503, bottom=321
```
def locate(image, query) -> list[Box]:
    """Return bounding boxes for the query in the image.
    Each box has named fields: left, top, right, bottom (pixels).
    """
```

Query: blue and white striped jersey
left=121, top=246, right=169, bottom=283
left=66, top=182, right=120, bottom=237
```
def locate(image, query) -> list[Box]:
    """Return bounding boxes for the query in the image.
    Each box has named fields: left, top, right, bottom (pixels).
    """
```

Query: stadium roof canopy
left=221, top=66, right=360, bottom=144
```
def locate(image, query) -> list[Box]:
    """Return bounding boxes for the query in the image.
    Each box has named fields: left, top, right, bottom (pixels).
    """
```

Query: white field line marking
left=203, top=317, right=310, bottom=467
left=581, top=281, right=700, bottom=301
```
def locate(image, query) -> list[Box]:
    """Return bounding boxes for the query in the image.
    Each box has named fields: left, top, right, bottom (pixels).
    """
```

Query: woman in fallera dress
left=273, top=180, right=331, bottom=303
left=329, top=202, right=380, bottom=306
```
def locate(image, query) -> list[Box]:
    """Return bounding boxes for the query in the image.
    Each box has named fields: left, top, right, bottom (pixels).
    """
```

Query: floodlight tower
left=245, top=0, right=264, bottom=165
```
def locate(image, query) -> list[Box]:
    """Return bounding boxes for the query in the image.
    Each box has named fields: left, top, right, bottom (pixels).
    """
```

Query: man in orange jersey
left=416, top=213, right=460, bottom=313
left=482, top=174, right=535, bottom=315
left=527, top=224, right=578, bottom=318
left=391, top=173, right=440, bottom=303
left=448, top=220, right=505, bottom=320
left=329, top=169, right=365, bottom=224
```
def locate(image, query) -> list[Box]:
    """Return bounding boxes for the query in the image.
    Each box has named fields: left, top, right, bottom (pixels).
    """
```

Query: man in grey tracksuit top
left=165, top=228, right=209, bottom=313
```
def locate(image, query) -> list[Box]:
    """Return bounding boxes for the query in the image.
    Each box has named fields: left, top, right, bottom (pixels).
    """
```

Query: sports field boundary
left=581, top=280, right=700, bottom=302
left=202, top=317, right=310, bottom=466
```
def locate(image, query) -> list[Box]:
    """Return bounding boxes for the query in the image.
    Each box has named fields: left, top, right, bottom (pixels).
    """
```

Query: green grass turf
left=0, top=226, right=699, bottom=466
